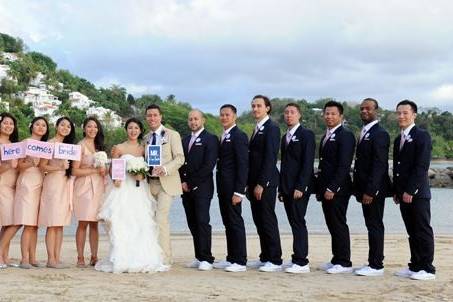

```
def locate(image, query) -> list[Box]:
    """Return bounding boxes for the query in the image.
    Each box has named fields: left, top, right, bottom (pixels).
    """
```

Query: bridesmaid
left=0, top=112, right=19, bottom=268
left=38, top=117, right=76, bottom=268
left=72, top=117, right=106, bottom=267
left=14, top=116, right=49, bottom=269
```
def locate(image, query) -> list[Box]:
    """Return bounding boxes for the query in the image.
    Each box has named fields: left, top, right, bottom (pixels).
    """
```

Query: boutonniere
left=331, top=133, right=336, bottom=139
left=259, top=125, right=265, bottom=131
left=406, top=138, right=413, bottom=143
left=225, top=133, right=231, bottom=139
left=195, top=137, right=201, bottom=143
left=160, top=130, right=168, bottom=144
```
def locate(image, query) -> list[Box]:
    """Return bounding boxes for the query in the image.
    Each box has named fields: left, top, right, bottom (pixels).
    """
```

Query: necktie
left=151, top=132, right=157, bottom=145
left=251, top=125, right=259, bottom=140
left=188, top=134, right=196, bottom=151
left=221, top=131, right=228, bottom=143
left=322, top=130, right=331, bottom=147
left=359, top=128, right=367, bottom=143
left=399, top=131, right=406, bottom=150
left=286, top=131, right=292, bottom=145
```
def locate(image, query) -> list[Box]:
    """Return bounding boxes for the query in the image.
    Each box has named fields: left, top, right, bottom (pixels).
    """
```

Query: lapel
left=189, top=129, right=206, bottom=155
left=287, top=125, right=302, bottom=148
left=251, top=118, right=271, bottom=143
left=221, top=126, right=236, bottom=146
left=358, top=122, right=378, bottom=146
left=322, top=125, right=342, bottom=152
left=401, top=126, right=417, bottom=151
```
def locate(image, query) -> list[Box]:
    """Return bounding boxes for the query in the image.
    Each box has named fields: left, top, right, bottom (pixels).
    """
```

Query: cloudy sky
left=1, top=0, right=453, bottom=113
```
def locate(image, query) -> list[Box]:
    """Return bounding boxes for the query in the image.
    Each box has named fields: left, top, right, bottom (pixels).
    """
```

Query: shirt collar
left=192, top=128, right=204, bottom=137
left=152, top=125, right=164, bottom=136
left=362, top=120, right=379, bottom=133
left=287, top=123, right=300, bottom=136
left=328, top=123, right=342, bottom=134
left=223, top=124, right=236, bottom=135
left=402, top=123, right=415, bottom=137
left=256, top=115, right=269, bottom=129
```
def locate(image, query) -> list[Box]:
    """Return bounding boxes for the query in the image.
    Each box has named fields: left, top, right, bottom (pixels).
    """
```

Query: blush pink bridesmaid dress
left=0, top=162, right=19, bottom=226
left=38, top=158, right=73, bottom=227
left=73, top=143, right=105, bottom=222
left=13, top=158, right=44, bottom=226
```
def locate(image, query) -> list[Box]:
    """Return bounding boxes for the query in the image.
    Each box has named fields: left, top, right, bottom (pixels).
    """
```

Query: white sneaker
left=213, top=260, right=232, bottom=269
left=225, top=263, right=247, bottom=272
left=326, top=264, right=353, bottom=274
left=394, top=268, right=416, bottom=278
left=186, top=259, right=200, bottom=268
left=354, top=266, right=384, bottom=277
left=156, top=264, right=171, bottom=272
left=247, top=260, right=265, bottom=268
left=282, top=260, right=293, bottom=268
left=198, top=261, right=213, bottom=271
left=410, top=270, right=436, bottom=281
left=319, top=262, right=334, bottom=271
left=285, top=263, right=310, bottom=274
left=258, top=262, right=282, bottom=272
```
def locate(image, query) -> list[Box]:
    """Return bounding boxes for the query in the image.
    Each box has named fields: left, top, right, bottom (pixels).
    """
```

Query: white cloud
left=431, top=84, right=453, bottom=102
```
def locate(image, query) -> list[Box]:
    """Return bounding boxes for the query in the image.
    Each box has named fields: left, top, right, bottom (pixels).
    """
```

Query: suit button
left=396, top=173, right=399, bottom=177
left=184, top=162, right=187, bottom=164
left=320, top=158, right=323, bottom=160
left=398, top=161, right=401, bottom=164
left=354, top=169, right=357, bottom=172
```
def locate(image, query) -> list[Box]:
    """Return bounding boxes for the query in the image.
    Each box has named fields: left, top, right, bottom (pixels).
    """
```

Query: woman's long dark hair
left=55, top=116, right=76, bottom=177
left=0, top=112, right=19, bottom=143
left=29, top=116, right=50, bottom=141
left=82, top=116, right=105, bottom=151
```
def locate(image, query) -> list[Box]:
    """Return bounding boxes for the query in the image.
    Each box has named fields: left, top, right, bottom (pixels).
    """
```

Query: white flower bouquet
left=126, top=157, right=149, bottom=187
left=93, top=151, right=109, bottom=167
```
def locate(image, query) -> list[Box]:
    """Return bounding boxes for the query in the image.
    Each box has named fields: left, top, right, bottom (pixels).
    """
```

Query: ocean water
left=58, top=188, right=452, bottom=236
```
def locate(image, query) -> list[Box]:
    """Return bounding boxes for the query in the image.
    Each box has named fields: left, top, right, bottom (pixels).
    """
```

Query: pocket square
left=195, top=143, right=202, bottom=146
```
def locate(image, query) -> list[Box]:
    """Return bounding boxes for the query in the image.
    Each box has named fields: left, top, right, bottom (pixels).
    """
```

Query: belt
left=149, top=176, right=160, bottom=180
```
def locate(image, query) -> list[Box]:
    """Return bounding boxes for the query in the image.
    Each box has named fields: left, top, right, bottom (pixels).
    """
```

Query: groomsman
left=316, top=100, right=356, bottom=274
left=142, top=104, right=185, bottom=268
left=247, top=95, right=282, bottom=272
left=393, top=100, right=436, bottom=281
left=278, top=103, right=315, bottom=274
left=214, top=104, right=249, bottom=272
left=352, top=98, right=391, bottom=277
left=179, top=110, right=219, bottom=271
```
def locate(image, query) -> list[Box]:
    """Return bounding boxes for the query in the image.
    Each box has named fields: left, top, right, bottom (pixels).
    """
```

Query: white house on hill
left=69, top=91, right=94, bottom=109
left=86, top=106, right=122, bottom=128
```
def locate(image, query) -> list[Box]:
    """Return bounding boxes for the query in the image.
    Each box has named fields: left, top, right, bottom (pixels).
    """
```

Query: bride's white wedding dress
left=95, top=154, right=163, bottom=273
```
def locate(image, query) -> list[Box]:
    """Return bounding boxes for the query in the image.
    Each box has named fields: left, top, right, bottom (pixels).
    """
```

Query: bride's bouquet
left=126, top=157, right=149, bottom=187
left=93, top=151, right=109, bottom=168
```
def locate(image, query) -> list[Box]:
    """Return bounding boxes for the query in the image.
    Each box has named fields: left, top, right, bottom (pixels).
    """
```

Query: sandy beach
left=0, top=233, right=452, bottom=301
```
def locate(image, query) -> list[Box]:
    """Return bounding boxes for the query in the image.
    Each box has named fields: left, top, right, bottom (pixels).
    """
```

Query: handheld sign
left=25, top=139, right=54, bottom=159
left=54, top=143, right=81, bottom=161
left=147, top=145, right=162, bottom=166
left=1, top=142, right=26, bottom=161
left=111, top=159, right=126, bottom=180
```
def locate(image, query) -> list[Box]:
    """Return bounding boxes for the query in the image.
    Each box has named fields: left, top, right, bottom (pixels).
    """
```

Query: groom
left=143, top=104, right=185, bottom=267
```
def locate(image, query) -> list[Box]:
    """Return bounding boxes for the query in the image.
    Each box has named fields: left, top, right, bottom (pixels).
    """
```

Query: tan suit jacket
left=144, top=126, right=184, bottom=196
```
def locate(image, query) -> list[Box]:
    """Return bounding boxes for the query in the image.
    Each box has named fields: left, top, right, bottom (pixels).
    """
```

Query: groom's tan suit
left=144, top=126, right=184, bottom=264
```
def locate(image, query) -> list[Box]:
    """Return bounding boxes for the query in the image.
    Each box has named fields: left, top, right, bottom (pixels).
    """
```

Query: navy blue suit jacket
left=248, top=118, right=280, bottom=188
left=315, top=125, right=356, bottom=198
left=279, top=125, right=315, bottom=196
left=216, top=126, right=249, bottom=197
left=353, top=122, right=391, bottom=199
left=179, top=129, right=219, bottom=199
left=393, top=126, right=431, bottom=200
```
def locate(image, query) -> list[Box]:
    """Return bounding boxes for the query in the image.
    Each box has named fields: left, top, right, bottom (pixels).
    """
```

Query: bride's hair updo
left=124, top=117, right=144, bottom=140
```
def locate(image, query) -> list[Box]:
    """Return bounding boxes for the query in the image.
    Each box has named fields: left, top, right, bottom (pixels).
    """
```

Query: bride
left=95, top=117, right=164, bottom=273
